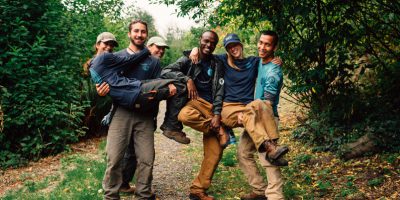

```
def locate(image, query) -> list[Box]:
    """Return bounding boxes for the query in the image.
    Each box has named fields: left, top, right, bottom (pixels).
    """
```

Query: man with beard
left=100, top=20, right=187, bottom=200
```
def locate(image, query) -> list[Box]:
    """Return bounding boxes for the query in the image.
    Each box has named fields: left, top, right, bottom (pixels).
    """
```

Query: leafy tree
left=155, top=0, right=400, bottom=152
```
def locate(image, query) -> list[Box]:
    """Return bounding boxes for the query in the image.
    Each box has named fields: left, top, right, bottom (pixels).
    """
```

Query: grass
left=2, top=141, right=107, bottom=200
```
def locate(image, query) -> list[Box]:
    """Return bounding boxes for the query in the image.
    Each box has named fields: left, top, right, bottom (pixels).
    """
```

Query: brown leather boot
left=162, top=130, right=191, bottom=144
left=240, top=192, right=267, bottom=200
left=217, top=126, right=230, bottom=148
left=263, top=140, right=289, bottom=161
left=270, top=157, right=289, bottom=166
left=189, top=192, right=215, bottom=200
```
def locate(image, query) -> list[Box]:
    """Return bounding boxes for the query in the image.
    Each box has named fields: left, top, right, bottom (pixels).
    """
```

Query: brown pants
left=178, top=98, right=223, bottom=193
left=237, top=118, right=284, bottom=200
left=221, top=100, right=279, bottom=151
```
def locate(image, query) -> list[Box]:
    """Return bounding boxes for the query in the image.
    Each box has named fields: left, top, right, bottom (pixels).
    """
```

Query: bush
left=0, top=0, right=123, bottom=168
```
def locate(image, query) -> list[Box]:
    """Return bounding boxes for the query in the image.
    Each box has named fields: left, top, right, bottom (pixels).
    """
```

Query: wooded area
left=1, top=0, right=399, bottom=169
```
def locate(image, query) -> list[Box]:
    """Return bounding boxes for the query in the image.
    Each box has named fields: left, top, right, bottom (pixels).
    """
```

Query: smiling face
left=95, top=41, right=115, bottom=55
left=226, top=42, right=243, bottom=59
left=199, top=31, right=217, bottom=56
left=257, top=34, right=277, bottom=61
left=148, top=44, right=167, bottom=59
left=128, top=22, right=148, bottom=48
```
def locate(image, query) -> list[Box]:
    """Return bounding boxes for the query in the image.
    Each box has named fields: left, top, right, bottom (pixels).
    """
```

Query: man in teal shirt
left=238, top=30, right=286, bottom=200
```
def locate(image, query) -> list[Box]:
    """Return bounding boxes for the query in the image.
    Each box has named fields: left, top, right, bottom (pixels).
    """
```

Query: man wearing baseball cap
left=147, top=36, right=169, bottom=59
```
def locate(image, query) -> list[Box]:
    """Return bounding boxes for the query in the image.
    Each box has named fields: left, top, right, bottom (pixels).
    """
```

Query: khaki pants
left=221, top=100, right=279, bottom=151
left=102, top=106, right=155, bottom=200
left=178, top=98, right=223, bottom=193
left=237, top=118, right=284, bottom=200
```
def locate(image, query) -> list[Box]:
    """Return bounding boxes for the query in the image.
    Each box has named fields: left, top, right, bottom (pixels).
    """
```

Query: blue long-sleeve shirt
left=217, top=54, right=259, bottom=104
left=254, top=59, right=283, bottom=117
left=88, top=48, right=150, bottom=108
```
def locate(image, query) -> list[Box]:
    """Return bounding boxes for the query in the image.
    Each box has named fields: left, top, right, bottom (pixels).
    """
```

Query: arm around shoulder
left=160, top=56, right=192, bottom=82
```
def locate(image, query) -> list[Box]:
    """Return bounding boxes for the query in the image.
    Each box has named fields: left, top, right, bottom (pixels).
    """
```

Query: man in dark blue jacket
left=98, top=20, right=187, bottom=200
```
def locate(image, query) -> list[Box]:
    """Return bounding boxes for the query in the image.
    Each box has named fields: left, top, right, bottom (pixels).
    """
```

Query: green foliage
left=0, top=0, right=123, bottom=168
left=159, top=0, right=400, bottom=152
left=367, top=177, right=385, bottom=187
left=220, top=145, right=237, bottom=167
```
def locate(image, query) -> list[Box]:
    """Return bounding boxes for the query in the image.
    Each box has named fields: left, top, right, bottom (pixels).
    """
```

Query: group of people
left=88, top=19, right=289, bottom=200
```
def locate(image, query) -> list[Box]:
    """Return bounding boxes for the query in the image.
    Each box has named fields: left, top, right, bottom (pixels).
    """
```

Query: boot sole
left=161, top=132, right=191, bottom=144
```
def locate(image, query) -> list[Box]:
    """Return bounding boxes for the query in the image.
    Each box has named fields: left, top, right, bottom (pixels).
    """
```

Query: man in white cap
left=147, top=36, right=169, bottom=59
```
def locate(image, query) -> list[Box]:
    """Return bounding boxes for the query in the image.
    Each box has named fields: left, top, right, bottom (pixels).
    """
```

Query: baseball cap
left=223, top=33, right=241, bottom=48
left=96, top=32, right=119, bottom=47
left=147, top=36, right=169, bottom=49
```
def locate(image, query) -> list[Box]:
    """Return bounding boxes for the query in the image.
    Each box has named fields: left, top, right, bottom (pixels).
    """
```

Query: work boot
left=162, top=130, right=190, bottom=144
left=240, top=192, right=267, bottom=200
left=119, top=184, right=135, bottom=194
left=263, top=140, right=289, bottom=161
left=217, top=126, right=230, bottom=148
left=189, top=192, right=215, bottom=200
left=269, top=157, right=289, bottom=166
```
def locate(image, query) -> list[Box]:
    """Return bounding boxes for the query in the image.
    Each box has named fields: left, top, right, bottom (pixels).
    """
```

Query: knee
left=178, top=106, right=192, bottom=123
left=237, top=145, right=254, bottom=161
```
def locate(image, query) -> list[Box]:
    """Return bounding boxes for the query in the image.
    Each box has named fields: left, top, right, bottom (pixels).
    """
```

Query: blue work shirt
left=89, top=48, right=151, bottom=108
left=254, top=59, right=283, bottom=117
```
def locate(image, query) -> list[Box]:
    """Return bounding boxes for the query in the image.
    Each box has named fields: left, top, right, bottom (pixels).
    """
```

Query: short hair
left=128, top=19, right=148, bottom=33
left=260, top=30, right=279, bottom=46
left=201, top=30, right=219, bottom=45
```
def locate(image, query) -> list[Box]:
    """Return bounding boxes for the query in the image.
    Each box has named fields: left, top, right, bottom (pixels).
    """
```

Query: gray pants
left=102, top=106, right=155, bottom=200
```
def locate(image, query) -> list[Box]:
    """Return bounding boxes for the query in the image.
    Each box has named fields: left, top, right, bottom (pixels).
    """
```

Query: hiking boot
left=217, top=126, right=230, bottom=148
left=240, top=192, right=267, bottom=200
left=119, top=185, right=135, bottom=194
left=269, top=157, right=289, bottom=166
left=162, top=130, right=190, bottom=144
left=189, top=192, right=215, bottom=200
left=263, top=140, right=289, bottom=161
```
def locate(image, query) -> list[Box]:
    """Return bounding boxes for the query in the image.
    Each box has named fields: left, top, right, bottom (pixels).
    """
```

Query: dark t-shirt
left=217, top=54, right=258, bottom=104
left=115, top=49, right=161, bottom=80
left=194, top=59, right=213, bottom=103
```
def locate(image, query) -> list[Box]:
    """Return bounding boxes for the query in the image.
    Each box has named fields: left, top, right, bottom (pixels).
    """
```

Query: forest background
left=0, top=0, right=399, bottom=173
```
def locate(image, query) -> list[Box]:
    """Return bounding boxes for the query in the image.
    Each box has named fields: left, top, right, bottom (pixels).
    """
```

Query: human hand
left=189, top=47, right=200, bottom=64
left=237, top=112, right=244, bottom=125
left=271, top=56, right=283, bottom=66
left=186, top=79, right=198, bottom=99
left=210, top=115, right=221, bottom=131
left=96, top=82, right=110, bottom=96
left=168, top=83, right=177, bottom=97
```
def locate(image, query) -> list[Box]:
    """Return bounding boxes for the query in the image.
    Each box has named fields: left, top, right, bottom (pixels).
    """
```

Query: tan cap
left=96, top=32, right=118, bottom=47
left=146, top=36, right=169, bottom=48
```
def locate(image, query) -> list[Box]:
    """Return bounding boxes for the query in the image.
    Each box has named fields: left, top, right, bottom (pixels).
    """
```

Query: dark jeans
left=121, top=78, right=187, bottom=190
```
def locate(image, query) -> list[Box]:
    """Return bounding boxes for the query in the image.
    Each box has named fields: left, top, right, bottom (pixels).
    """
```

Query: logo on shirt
left=141, top=63, right=150, bottom=71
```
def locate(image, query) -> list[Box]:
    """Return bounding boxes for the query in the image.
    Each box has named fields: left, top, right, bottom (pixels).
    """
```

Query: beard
left=130, top=37, right=145, bottom=48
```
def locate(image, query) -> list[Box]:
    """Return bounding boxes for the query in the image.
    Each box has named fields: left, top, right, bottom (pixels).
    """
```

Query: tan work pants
left=221, top=100, right=279, bottom=151
left=237, top=118, right=284, bottom=200
left=178, top=98, right=223, bottom=193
